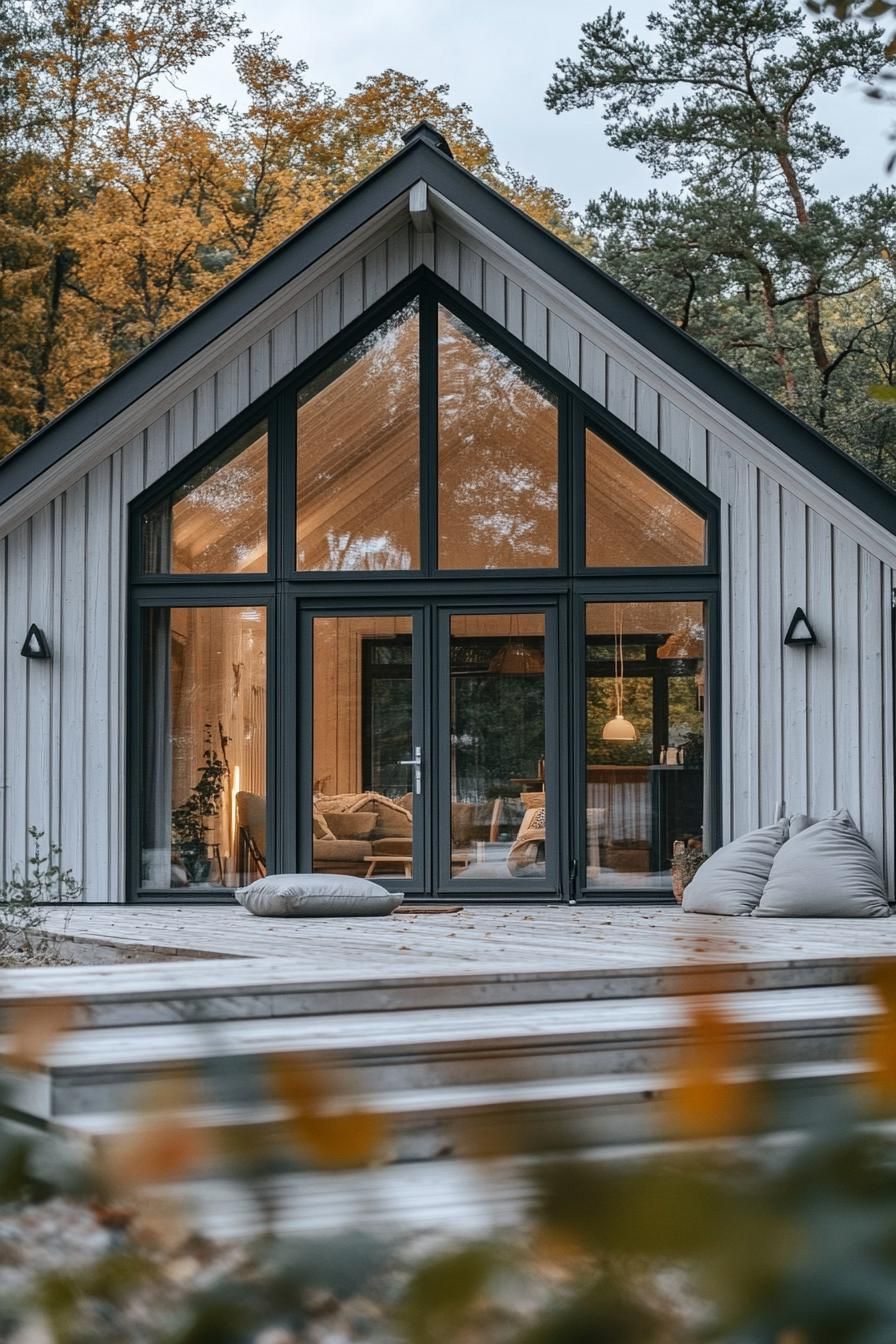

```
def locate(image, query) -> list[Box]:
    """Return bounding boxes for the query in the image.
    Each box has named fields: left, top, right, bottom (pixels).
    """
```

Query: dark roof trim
left=3, top=123, right=896, bottom=538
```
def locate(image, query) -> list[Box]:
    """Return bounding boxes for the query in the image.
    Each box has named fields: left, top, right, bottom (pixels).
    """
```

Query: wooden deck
left=5, top=904, right=896, bottom=1237
left=28, top=903, right=896, bottom=975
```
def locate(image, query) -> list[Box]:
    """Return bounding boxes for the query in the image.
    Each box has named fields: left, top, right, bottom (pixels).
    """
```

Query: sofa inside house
left=236, top=789, right=548, bottom=879
left=312, top=791, right=415, bottom=875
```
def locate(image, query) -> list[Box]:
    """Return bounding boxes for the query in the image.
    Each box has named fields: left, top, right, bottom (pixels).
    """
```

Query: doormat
left=399, top=904, right=464, bottom=914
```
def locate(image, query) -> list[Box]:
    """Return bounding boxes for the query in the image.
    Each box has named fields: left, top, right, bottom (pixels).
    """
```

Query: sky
left=184, top=0, right=895, bottom=213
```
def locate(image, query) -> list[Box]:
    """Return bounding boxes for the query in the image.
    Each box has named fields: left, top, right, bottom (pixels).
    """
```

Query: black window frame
left=127, top=269, right=721, bottom=904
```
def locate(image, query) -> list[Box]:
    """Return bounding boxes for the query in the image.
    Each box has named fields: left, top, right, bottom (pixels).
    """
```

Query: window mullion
left=420, top=290, right=438, bottom=578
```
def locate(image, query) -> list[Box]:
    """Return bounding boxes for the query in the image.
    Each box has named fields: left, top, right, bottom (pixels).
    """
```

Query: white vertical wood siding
left=1, top=210, right=894, bottom=896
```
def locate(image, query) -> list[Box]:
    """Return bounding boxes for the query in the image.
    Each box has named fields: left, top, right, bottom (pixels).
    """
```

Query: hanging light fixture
left=602, top=605, right=637, bottom=742
left=488, top=615, right=545, bottom=675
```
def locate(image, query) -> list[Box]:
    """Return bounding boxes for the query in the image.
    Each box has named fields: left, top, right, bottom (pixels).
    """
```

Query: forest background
left=4, top=0, right=896, bottom=484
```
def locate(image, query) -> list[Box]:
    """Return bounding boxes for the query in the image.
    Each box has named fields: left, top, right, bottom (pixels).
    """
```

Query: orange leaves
left=3, top=998, right=76, bottom=1068
left=664, top=1001, right=758, bottom=1140
left=862, top=960, right=896, bottom=1108
left=269, top=1054, right=386, bottom=1169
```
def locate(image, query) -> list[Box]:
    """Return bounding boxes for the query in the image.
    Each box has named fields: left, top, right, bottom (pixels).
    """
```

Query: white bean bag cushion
left=235, top=873, right=403, bottom=917
left=682, top=820, right=789, bottom=916
left=754, top=810, right=890, bottom=918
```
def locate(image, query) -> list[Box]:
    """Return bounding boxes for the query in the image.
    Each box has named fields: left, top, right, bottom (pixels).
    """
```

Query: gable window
left=142, top=421, right=269, bottom=574
left=585, top=428, right=706, bottom=568
left=438, top=307, right=558, bottom=570
left=131, top=282, right=717, bottom=902
left=296, top=300, right=420, bottom=571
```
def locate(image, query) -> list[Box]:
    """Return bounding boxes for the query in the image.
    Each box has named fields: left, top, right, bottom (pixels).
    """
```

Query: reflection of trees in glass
left=367, top=678, right=413, bottom=797
left=439, top=310, right=558, bottom=568
left=297, top=302, right=420, bottom=571
left=585, top=430, right=704, bottom=567
left=668, top=674, right=703, bottom=745
left=145, top=425, right=268, bottom=573
left=451, top=646, right=545, bottom=800
left=586, top=671, right=703, bottom=766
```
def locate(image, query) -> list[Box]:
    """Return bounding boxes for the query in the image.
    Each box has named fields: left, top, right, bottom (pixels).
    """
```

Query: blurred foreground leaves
left=4, top=982, right=896, bottom=1340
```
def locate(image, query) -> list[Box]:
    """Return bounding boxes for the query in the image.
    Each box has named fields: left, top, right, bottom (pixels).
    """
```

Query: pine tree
left=548, top=0, right=896, bottom=481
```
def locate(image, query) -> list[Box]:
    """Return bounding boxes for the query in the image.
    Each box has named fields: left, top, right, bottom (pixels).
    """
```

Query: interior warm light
left=602, top=713, right=638, bottom=742
left=230, top=763, right=241, bottom=867
left=488, top=641, right=545, bottom=675
left=488, top=614, right=545, bottom=675
left=602, top=604, right=638, bottom=743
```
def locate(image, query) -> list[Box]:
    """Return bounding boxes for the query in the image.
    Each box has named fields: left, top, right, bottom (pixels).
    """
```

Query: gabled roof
left=2, top=120, right=896, bottom=535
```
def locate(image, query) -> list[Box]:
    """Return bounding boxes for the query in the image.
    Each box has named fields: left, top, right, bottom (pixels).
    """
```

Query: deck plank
left=24, top=905, right=896, bottom=976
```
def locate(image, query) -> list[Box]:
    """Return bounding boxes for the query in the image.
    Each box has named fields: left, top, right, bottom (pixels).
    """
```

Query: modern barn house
left=1, top=121, right=895, bottom=908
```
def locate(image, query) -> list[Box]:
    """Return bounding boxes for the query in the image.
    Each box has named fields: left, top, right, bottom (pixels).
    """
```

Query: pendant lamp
left=602, top=605, right=637, bottom=742
left=488, top=615, right=545, bottom=675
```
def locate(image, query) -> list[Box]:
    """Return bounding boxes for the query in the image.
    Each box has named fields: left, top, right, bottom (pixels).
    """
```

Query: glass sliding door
left=307, top=612, right=423, bottom=887
left=439, top=608, right=559, bottom=893
left=581, top=600, right=706, bottom=894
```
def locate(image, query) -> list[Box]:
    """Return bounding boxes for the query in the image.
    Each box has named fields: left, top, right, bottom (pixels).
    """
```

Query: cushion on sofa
left=313, top=791, right=413, bottom=838
left=235, top=873, right=403, bottom=917
left=322, top=810, right=378, bottom=840
left=507, top=806, right=546, bottom=876
left=311, top=808, right=334, bottom=840
left=754, top=809, right=890, bottom=918
left=682, top=820, right=789, bottom=916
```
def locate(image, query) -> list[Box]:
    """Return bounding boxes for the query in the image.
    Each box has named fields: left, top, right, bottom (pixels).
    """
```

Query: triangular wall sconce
left=21, top=624, right=51, bottom=660
left=784, top=607, right=817, bottom=647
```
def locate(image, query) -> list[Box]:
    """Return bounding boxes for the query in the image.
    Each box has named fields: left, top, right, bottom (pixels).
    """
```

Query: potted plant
left=171, top=723, right=230, bottom=883
left=670, top=838, right=708, bottom=904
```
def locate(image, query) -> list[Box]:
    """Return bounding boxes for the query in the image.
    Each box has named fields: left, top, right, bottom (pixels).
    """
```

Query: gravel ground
left=0, top=1192, right=584, bottom=1344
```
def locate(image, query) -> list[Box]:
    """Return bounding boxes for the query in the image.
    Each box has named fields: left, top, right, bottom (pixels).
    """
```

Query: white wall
left=1, top=196, right=893, bottom=898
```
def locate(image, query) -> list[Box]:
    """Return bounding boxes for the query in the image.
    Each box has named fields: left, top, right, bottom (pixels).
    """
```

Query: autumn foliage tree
left=0, top=0, right=576, bottom=457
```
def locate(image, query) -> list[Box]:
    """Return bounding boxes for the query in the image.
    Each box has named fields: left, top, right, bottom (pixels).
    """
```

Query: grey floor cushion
left=235, top=873, right=403, bottom=917
left=754, top=809, right=890, bottom=918
left=682, top=820, right=789, bottom=916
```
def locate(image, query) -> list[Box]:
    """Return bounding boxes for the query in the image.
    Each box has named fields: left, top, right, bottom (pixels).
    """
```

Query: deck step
left=2, top=985, right=881, bottom=1120
left=0, top=953, right=872, bottom=1030
left=49, top=1057, right=874, bottom=1166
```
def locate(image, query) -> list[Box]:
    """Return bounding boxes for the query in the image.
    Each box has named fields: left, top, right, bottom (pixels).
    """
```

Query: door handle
left=399, top=746, right=423, bottom=795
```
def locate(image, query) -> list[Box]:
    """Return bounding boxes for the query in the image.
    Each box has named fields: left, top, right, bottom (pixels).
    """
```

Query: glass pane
left=142, top=423, right=268, bottom=573
left=297, top=303, right=420, bottom=570
left=584, top=601, right=705, bottom=891
left=312, top=616, right=415, bottom=880
left=140, top=606, right=267, bottom=889
left=585, top=429, right=705, bottom=567
left=438, top=308, right=558, bottom=569
left=449, top=613, right=547, bottom=880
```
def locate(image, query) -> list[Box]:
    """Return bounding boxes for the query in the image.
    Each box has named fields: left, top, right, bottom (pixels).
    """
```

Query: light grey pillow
left=235, top=873, right=403, bottom=917
left=788, top=813, right=817, bottom=836
left=754, top=809, right=890, bottom=918
left=682, top=820, right=789, bottom=916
